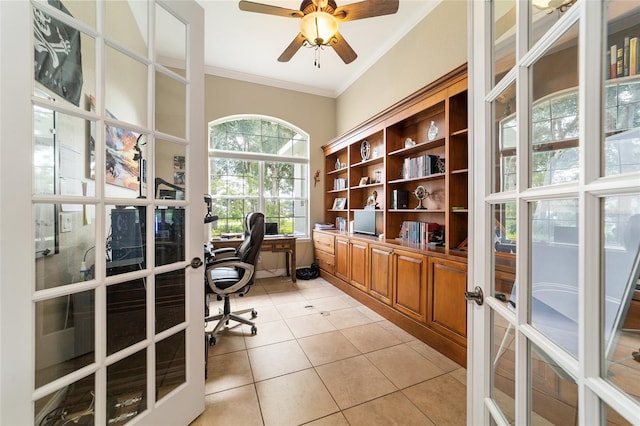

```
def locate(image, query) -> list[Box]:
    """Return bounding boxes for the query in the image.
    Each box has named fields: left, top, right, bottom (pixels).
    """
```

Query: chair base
left=205, top=294, right=257, bottom=346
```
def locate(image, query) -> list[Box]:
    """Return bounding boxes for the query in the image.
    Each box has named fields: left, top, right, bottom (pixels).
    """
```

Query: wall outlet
left=61, top=213, right=72, bottom=233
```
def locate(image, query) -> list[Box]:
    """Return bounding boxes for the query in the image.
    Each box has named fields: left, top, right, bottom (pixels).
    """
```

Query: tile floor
left=190, top=276, right=466, bottom=426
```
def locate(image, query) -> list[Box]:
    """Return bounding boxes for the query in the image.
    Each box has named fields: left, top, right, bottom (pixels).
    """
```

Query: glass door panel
left=492, top=310, right=516, bottom=424
left=495, top=82, right=518, bottom=193
left=155, top=5, right=187, bottom=77
left=493, top=0, right=516, bottom=87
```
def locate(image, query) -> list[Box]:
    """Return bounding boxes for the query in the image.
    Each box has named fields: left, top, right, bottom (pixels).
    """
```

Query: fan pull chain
left=314, top=47, right=320, bottom=68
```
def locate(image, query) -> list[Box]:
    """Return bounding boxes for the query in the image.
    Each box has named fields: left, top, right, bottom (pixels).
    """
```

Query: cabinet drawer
left=315, top=250, right=335, bottom=274
left=313, top=232, right=335, bottom=255
left=261, top=241, right=275, bottom=251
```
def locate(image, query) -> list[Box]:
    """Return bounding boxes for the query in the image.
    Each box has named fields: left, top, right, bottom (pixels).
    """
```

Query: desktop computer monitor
left=110, top=208, right=144, bottom=267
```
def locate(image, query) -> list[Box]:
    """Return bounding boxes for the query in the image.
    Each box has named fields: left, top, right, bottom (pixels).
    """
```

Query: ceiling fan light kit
left=238, top=0, right=399, bottom=67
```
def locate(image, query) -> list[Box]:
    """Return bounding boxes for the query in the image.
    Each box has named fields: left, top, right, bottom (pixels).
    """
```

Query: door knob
left=464, top=286, right=484, bottom=305
left=186, top=257, right=203, bottom=269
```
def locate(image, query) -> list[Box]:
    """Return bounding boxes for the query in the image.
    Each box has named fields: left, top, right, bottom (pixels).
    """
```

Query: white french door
left=0, top=1, right=205, bottom=424
left=469, top=1, right=640, bottom=425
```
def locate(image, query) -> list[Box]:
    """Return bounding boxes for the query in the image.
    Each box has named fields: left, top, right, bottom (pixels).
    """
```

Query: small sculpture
left=366, top=190, right=379, bottom=208
left=414, top=185, right=429, bottom=209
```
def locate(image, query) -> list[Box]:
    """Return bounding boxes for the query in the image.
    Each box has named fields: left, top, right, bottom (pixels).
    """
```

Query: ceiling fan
left=238, top=0, right=400, bottom=66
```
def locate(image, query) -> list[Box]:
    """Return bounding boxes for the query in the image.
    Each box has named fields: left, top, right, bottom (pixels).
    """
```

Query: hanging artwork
left=105, top=110, right=140, bottom=190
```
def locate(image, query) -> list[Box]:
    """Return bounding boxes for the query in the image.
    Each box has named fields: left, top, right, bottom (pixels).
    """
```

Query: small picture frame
left=332, top=197, right=346, bottom=210
left=174, top=155, right=185, bottom=170
left=359, top=177, right=370, bottom=186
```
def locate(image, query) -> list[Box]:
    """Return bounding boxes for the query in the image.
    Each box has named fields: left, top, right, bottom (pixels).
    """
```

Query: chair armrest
left=206, top=260, right=255, bottom=294
left=207, top=256, right=241, bottom=266
left=210, top=247, right=236, bottom=259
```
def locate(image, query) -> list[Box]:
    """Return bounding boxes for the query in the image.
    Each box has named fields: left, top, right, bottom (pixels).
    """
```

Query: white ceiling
left=198, top=0, right=440, bottom=98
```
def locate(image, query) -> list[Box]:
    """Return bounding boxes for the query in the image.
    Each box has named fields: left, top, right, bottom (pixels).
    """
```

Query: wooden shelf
left=451, top=128, right=468, bottom=137
left=327, top=167, right=348, bottom=175
left=387, top=137, right=446, bottom=157
left=451, top=168, right=468, bottom=174
left=328, top=188, right=348, bottom=193
left=388, top=209, right=446, bottom=213
left=351, top=156, right=384, bottom=168
left=388, top=173, right=445, bottom=184
left=350, top=182, right=383, bottom=190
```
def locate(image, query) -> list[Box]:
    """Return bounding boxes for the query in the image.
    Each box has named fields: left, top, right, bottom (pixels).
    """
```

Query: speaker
left=391, top=190, right=409, bottom=209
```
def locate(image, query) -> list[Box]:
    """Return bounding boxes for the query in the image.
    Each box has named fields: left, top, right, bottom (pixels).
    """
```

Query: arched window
left=208, top=115, right=309, bottom=238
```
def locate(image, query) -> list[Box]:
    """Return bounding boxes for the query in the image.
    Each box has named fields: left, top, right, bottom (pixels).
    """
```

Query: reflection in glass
left=156, top=270, right=185, bottom=333
left=35, top=204, right=96, bottom=289
left=105, top=46, right=147, bottom=129
left=155, top=139, right=186, bottom=200
left=493, top=203, right=517, bottom=301
left=155, top=207, right=185, bottom=267
left=603, top=2, right=640, bottom=177
left=156, top=5, right=186, bottom=76
left=156, top=331, right=186, bottom=401
left=491, top=311, right=515, bottom=425
left=530, top=1, right=574, bottom=48
left=530, top=23, right=579, bottom=188
left=604, top=400, right=634, bottom=426
left=494, top=82, right=517, bottom=193
left=155, top=71, right=186, bottom=138
left=106, top=350, right=146, bottom=425
left=530, top=199, right=579, bottom=356
left=530, top=341, right=578, bottom=425
left=34, top=374, right=94, bottom=425
left=104, top=125, right=146, bottom=199
left=492, top=0, right=516, bottom=86
left=602, top=194, right=640, bottom=404
left=107, top=279, right=146, bottom=356
left=35, top=290, right=94, bottom=389
left=106, top=206, right=146, bottom=276
left=105, top=0, right=148, bottom=59
left=33, top=0, right=97, bottom=30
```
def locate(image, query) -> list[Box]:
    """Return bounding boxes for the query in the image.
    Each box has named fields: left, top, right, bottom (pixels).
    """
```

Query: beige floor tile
left=406, top=339, right=462, bottom=373
left=300, top=285, right=345, bottom=300
left=244, top=304, right=283, bottom=323
left=206, top=328, right=247, bottom=356
left=231, top=293, right=275, bottom=311
left=356, top=305, right=386, bottom=322
left=243, top=319, right=295, bottom=349
left=275, top=300, right=317, bottom=319
left=376, top=320, right=417, bottom=343
left=248, top=340, right=312, bottom=381
left=366, top=344, right=445, bottom=389
left=268, top=290, right=308, bottom=305
left=205, top=351, right=254, bottom=395
left=304, top=412, right=350, bottom=426
left=298, top=331, right=361, bottom=366
left=339, top=323, right=402, bottom=353
left=450, top=367, right=467, bottom=386
left=324, top=307, right=373, bottom=329
left=191, top=384, right=263, bottom=426
left=261, top=279, right=301, bottom=294
left=315, top=355, right=396, bottom=409
left=304, top=295, right=352, bottom=312
left=403, top=374, right=467, bottom=426
left=338, top=294, right=362, bottom=307
left=342, top=391, right=435, bottom=426
left=256, top=368, right=339, bottom=426
left=284, top=313, right=337, bottom=338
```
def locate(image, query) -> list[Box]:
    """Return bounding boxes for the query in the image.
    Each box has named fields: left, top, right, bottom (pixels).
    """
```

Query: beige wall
left=204, top=75, right=336, bottom=271
left=336, top=0, right=468, bottom=135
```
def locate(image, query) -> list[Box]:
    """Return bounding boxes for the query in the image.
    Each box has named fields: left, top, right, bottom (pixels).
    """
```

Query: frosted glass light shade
left=300, top=12, right=338, bottom=45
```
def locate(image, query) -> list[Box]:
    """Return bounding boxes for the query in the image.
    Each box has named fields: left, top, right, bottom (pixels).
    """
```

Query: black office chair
left=205, top=212, right=264, bottom=346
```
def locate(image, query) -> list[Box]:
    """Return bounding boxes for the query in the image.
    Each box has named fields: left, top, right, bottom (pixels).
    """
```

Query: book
left=617, top=47, right=624, bottom=78
left=624, top=36, right=630, bottom=77
left=631, top=37, right=639, bottom=76
left=611, top=44, right=617, bottom=79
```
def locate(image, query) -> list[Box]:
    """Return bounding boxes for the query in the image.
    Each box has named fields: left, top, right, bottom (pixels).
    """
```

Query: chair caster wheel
left=209, top=336, right=216, bottom=346
left=251, top=310, right=258, bottom=318
left=251, top=326, right=257, bottom=335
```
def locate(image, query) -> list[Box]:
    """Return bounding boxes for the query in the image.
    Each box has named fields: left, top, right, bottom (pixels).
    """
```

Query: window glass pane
left=493, top=0, right=516, bottom=87
left=602, top=194, right=640, bottom=404
left=155, top=71, right=186, bottom=138
left=105, top=46, right=147, bottom=129
left=603, top=2, right=640, bottom=176
left=155, top=139, right=186, bottom=200
left=33, top=0, right=96, bottom=30
left=156, top=4, right=186, bottom=77
left=494, top=82, right=517, bottom=193
left=491, top=311, right=515, bottom=425
left=106, top=206, right=146, bottom=276
left=34, top=374, right=94, bottom=425
left=35, top=290, right=94, bottom=389
left=530, top=199, right=579, bottom=357
left=156, top=331, right=185, bottom=401
left=156, top=269, right=185, bottom=333
left=530, top=23, right=579, bottom=188
left=603, top=400, right=634, bottom=426
left=530, top=341, right=578, bottom=424
left=107, top=279, right=146, bottom=356
left=493, top=202, right=517, bottom=301
left=106, top=350, right=146, bottom=424
left=105, top=0, right=148, bottom=58
left=35, top=203, right=96, bottom=289
left=155, top=207, right=185, bottom=266
left=530, top=1, right=574, bottom=48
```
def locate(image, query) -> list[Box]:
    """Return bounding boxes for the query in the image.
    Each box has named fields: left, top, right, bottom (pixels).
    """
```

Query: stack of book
left=314, top=223, right=335, bottom=230
left=609, top=36, right=639, bottom=79
left=400, top=221, right=440, bottom=245
left=402, top=155, right=440, bottom=180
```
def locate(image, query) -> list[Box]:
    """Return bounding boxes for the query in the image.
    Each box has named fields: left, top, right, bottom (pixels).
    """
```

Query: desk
left=210, top=236, right=297, bottom=282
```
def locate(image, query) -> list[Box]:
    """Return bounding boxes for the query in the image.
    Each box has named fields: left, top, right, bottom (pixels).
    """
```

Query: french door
left=469, top=1, right=640, bottom=425
left=0, top=1, right=206, bottom=424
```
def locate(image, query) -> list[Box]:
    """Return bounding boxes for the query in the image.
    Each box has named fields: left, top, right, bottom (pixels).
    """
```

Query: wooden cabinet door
left=369, top=244, right=392, bottom=305
left=349, top=241, right=369, bottom=292
left=426, top=257, right=467, bottom=344
left=392, top=249, right=427, bottom=322
left=335, top=237, right=350, bottom=282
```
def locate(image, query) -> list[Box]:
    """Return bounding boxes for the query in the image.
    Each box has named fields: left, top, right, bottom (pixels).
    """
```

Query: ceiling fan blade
left=333, top=0, right=399, bottom=22
left=330, top=32, right=357, bottom=64
left=239, top=1, right=303, bottom=18
left=278, top=33, right=306, bottom=62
